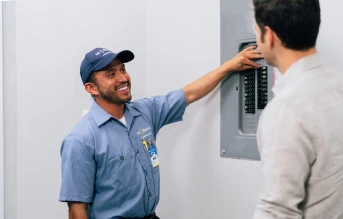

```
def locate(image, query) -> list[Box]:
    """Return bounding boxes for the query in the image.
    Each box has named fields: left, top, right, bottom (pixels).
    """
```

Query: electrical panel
left=220, top=1, right=274, bottom=160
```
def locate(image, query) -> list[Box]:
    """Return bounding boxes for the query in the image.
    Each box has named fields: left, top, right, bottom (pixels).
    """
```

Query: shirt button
left=120, top=156, right=124, bottom=160
left=148, top=192, right=152, bottom=197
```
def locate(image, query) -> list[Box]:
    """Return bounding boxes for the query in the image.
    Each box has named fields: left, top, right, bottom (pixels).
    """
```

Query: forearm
left=253, top=199, right=303, bottom=219
left=68, top=202, right=88, bottom=219
left=69, top=210, right=88, bottom=219
left=183, top=63, right=233, bottom=105
left=182, top=45, right=261, bottom=105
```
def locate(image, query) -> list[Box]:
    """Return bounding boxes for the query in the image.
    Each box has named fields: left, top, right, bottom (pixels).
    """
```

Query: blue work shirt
left=59, top=89, right=187, bottom=219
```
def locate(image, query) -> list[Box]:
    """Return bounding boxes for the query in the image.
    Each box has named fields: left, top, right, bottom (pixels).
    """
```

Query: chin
left=122, top=95, right=132, bottom=103
left=266, top=59, right=276, bottom=67
left=261, top=53, right=275, bottom=67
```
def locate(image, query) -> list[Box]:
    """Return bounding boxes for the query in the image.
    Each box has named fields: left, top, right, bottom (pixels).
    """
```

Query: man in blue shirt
left=59, top=46, right=262, bottom=219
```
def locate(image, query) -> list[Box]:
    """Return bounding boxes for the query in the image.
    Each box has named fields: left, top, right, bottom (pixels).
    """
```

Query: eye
left=108, top=70, right=115, bottom=77
left=121, top=68, right=126, bottom=73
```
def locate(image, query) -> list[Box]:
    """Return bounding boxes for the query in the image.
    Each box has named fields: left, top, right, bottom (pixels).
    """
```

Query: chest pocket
left=106, top=149, right=140, bottom=192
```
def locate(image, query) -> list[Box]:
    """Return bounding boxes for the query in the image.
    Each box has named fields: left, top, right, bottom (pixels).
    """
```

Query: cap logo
left=95, top=48, right=113, bottom=56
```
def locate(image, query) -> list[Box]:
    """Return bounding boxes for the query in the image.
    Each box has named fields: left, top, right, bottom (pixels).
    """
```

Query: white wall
left=3, top=2, right=17, bottom=219
left=3, top=0, right=343, bottom=219
left=316, top=0, right=343, bottom=68
left=145, top=1, right=262, bottom=218
left=7, top=0, right=147, bottom=218
left=151, top=1, right=343, bottom=219
left=0, top=3, right=4, bottom=219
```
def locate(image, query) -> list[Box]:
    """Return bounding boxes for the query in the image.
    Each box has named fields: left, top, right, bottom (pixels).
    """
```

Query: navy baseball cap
left=80, top=48, right=134, bottom=84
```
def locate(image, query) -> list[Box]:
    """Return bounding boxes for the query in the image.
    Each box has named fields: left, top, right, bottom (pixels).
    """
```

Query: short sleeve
left=135, top=89, right=187, bottom=134
left=59, top=135, right=96, bottom=203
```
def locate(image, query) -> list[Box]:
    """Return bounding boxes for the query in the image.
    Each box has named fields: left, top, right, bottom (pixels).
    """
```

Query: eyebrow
left=106, top=64, right=125, bottom=72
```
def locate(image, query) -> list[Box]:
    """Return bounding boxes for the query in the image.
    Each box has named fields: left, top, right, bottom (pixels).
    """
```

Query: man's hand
left=223, top=45, right=263, bottom=72
left=183, top=45, right=263, bottom=106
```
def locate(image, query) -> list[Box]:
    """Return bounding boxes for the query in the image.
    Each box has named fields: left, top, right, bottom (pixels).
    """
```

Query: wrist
left=220, top=60, right=234, bottom=74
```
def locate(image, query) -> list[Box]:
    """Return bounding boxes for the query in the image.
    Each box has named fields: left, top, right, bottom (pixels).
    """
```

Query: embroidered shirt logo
left=137, top=126, right=152, bottom=135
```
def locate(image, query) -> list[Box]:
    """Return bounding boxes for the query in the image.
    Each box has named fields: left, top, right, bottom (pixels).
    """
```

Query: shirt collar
left=90, top=101, right=141, bottom=127
left=272, top=53, right=323, bottom=96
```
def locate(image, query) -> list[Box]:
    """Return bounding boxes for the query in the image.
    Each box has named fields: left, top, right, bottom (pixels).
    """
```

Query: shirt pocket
left=106, top=149, right=140, bottom=192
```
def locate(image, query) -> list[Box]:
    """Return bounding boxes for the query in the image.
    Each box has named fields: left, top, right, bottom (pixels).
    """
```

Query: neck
left=95, top=98, right=125, bottom=119
left=275, top=47, right=317, bottom=74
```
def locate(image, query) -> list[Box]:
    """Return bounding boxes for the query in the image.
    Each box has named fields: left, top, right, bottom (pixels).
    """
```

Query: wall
left=145, top=1, right=343, bottom=219
left=316, top=0, right=343, bottom=68
left=0, top=3, right=4, bottom=219
left=145, top=1, right=262, bottom=218
left=3, top=0, right=342, bottom=219
left=5, top=0, right=147, bottom=218
left=3, top=2, right=17, bottom=219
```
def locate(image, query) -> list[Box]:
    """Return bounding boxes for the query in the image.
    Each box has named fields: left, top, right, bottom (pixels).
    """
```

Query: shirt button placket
left=145, top=168, right=155, bottom=210
left=130, top=133, right=154, bottom=209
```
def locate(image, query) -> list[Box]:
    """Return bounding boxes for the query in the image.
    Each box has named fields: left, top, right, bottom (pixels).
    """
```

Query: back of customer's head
left=253, top=0, right=321, bottom=51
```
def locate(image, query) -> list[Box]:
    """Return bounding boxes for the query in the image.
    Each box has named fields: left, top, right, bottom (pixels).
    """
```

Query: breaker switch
left=257, top=66, right=268, bottom=109
left=244, top=70, right=256, bottom=113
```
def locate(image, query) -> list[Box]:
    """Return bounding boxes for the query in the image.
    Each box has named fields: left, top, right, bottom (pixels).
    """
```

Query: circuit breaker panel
left=220, top=1, right=273, bottom=160
left=239, top=42, right=270, bottom=136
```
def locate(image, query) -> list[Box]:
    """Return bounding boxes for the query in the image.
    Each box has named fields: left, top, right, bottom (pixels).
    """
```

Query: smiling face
left=86, top=58, right=132, bottom=105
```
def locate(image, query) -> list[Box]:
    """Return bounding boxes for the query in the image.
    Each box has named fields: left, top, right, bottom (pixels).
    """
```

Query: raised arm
left=183, top=45, right=262, bottom=105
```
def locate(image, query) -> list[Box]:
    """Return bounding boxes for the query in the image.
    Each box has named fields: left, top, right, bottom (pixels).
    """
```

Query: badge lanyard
left=132, top=121, right=160, bottom=168
left=142, top=138, right=159, bottom=168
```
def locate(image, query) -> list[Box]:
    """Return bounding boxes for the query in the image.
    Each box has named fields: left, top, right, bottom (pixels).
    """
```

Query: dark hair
left=86, top=72, right=100, bottom=99
left=87, top=72, right=98, bottom=85
left=253, top=0, right=321, bottom=51
left=86, top=60, right=115, bottom=85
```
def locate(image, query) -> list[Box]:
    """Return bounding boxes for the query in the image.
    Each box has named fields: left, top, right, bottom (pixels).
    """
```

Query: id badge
left=148, top=145, right=160, bottom=168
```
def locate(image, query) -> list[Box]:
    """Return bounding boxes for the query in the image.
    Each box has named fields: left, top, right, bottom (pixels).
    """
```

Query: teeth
left=118, top=86, right=128, bottom=91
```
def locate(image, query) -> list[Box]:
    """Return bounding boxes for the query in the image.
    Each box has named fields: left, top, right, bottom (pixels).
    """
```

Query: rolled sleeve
left=253, top=102, right=315, bottom=219
left=136, top=89, right=187, bottom=133
left=59, top=135, right=96, bottom=203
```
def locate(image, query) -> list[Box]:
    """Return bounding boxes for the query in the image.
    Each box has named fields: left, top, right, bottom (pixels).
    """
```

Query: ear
left=264, top=26, right=275, bottom=49
left=85, top=83, right=99, bottom=96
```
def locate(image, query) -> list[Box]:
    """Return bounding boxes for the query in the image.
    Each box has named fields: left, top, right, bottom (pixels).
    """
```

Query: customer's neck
left=276, top=47, right=317, bottom=74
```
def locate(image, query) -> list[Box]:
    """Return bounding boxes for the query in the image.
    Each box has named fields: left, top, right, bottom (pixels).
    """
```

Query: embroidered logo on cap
left=95, top=48, right=113, bottom=56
